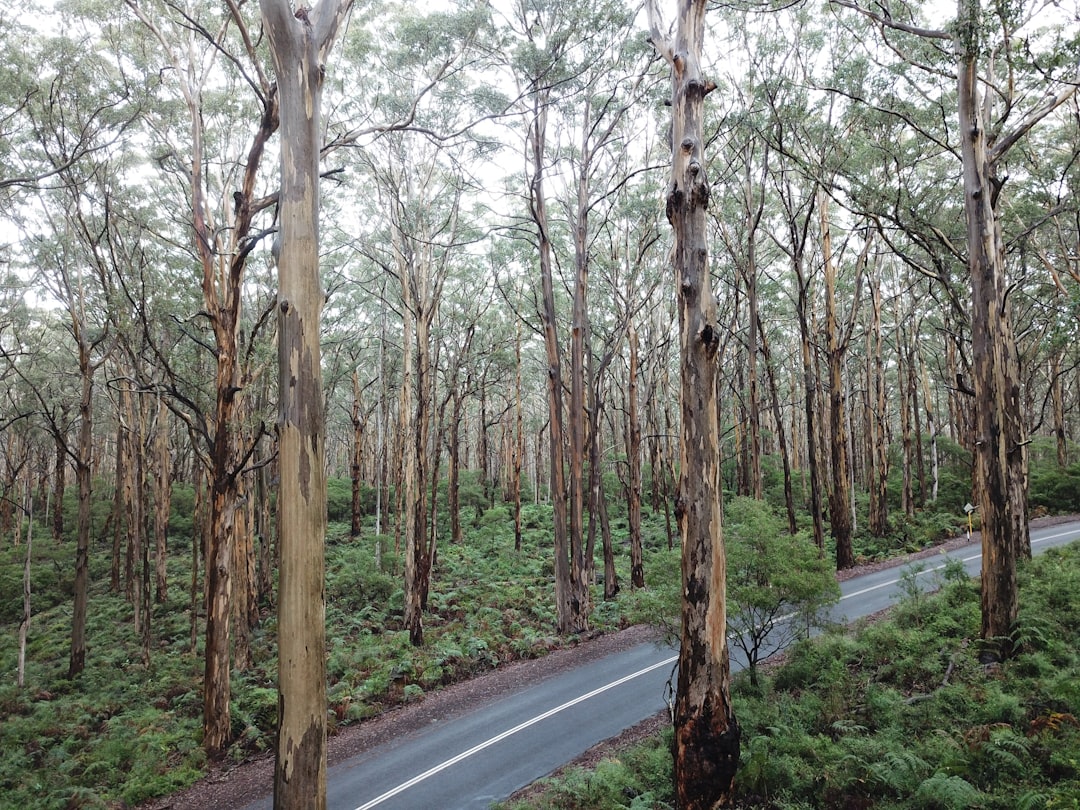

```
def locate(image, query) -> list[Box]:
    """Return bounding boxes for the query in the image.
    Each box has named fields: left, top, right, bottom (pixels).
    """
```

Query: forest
left=0, top=0, right=1078, bottom=806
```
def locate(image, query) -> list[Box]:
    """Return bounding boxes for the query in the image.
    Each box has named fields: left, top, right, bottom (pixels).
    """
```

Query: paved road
left=243, top=521, right=1080, bottom=810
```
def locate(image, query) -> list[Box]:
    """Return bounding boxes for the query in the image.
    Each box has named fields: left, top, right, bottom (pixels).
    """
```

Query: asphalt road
left=243, top=520, right=1080, bottom=810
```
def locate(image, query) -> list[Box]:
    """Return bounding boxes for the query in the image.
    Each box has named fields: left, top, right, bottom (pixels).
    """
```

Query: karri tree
left=260, top=0, right=352, bottom=804
left=832, top=0, right=1078, bottom=659
left=646, top=0, right=740, bottom=806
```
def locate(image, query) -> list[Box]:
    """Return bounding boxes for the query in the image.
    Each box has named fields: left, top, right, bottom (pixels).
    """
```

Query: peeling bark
left=647, top=0, right=739, bottom=804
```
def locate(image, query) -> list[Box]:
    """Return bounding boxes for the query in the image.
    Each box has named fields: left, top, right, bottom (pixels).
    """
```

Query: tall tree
left=261, top=0, right=352, bottom=803
left=647, top=0, right=740, bottom=806
left=833, top=0, right=1077, bottom=657
left=125, top=0, right=279, bottom=754
left=821, top=199, right=867, bottom=570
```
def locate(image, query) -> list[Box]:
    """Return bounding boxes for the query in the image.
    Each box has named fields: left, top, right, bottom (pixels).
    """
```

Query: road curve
left=242, top=520, right=1080, bottom=810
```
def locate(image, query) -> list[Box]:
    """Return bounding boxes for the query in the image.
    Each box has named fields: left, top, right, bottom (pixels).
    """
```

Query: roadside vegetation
left=498, top=543, right=1080, bottom=810
left=1, top=452, right=1078, bottom=808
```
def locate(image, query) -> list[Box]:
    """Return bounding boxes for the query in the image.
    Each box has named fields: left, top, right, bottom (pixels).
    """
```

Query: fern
left=1012, top=613, right=1053, bottom=651
left=914, top=773, right=983, bottom=809
left=981, top=727, right=1032, bottom=778
left=868, top=749, right=930, bottom=794
left=1015, top=790, right=1050, bottom=810
left=830, top=718, right=869, bottom=737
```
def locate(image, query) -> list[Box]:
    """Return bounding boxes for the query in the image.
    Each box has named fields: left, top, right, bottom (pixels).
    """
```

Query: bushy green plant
left=1029, top=463, right=1080, bottom=514
left=724, top=497, right=839, bottom=684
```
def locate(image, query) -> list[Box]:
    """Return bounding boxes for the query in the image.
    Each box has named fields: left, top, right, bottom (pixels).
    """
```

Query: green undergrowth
left=499, top=542, right=1080, bottom=810
left=0, top=502, right=680, bottom=808
left=3, top=477, right=1074, bottom=809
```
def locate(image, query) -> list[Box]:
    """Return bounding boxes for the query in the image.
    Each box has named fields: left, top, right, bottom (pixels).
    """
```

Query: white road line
left=354, top=525, right=1080, bottom=809
left=841, top=526, right=1078, bottom=601
left=352, top=655, right=678, bottom=810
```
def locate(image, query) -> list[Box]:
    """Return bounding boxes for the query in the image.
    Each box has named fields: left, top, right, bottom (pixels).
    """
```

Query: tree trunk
left=758, top=314, right=798, bottom=534
left=449, top=389, right=464, bottom=545
left=351, top=370, right=364, bottom=538
left=898, top=327, right=915, bottom=516
left=111, top=405, right=126, bottom=594
left=69, top=346, right=94, bottom=679
left=513, top=321, right=525, bottom=552
left=154, top=395, right=171, bottom=604
left=52, top=409, right=67, bottom=542
left=18, top=481, right=32, bottom=688
left=567, top=132, right=593, bottom=628
left=957, top=0, right=1029, bottom=659
left=797, top=255, right=825, bottom=551
left=909, top=343, right=926, bottom=506
left=917, top=360, right=940, bottom=502
left=531, top=89, right=589, bottom=636
left=262, top=0, right=351, bottom=802
left=1052, top=351, right=1067, bottom=466
left=647, top=1, right=740, bottom=804
left=868, top=260, right=890, bottom=535
left=821, top=190, right=854, bottom=570
left=744, top=169, right=764, bottom=500
left=627, top=321, right=644, bottom=588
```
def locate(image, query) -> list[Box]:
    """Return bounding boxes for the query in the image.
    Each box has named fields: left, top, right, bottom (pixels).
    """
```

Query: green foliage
left=1029, top=462, right=1080, bottom=514
left=913, top=773, right=983, bottom=809
left=724, top=498, right=839, bottom=681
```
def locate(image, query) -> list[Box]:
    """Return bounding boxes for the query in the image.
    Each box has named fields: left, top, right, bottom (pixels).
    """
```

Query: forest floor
left=141, top=514, right=1077, bottom=810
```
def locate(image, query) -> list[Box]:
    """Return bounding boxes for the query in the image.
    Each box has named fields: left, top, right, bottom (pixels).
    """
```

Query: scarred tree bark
left=957, top=0, right=1026, bottom=659
left=261, top=0, right=352, bottom=804
left=647, top=0, right=740, bottom=805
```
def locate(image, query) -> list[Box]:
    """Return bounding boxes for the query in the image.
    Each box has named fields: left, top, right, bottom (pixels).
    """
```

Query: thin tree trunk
left=513, top=321, right=525, bottom=552
left=899, top=326, right=915, bottom=516
left=531, top=88, right=588, bottom=635
left=69, top=347, right=94, bottom=679
left=351, top=370, right=364, bottom=538
left=868, top=260, right=889, bottom=535
left=154, top=395, right=171, bottom=603
left=52, top=410, right=67, bottom=542
left=758, top=313, right=797, bottom=534
left=920, top=358, right=940, bottom=502
left=627, top=321, right=645, bottom=588
left=1052, top=351, right=1067, bottom=466
left=909, top=343, right=926, bottom=506
left=111, top=406, right=125, bottom=594
left=821, top=190, right=854, bottom=570
left=18, top=481, right=32, bottom=688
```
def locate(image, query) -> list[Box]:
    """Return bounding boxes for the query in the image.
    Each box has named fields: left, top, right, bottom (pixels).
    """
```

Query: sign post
left=964, top=502, right=976, bottom=540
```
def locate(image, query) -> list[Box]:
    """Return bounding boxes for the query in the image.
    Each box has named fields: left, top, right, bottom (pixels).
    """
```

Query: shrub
left=724, top=497, right=839, bottom=684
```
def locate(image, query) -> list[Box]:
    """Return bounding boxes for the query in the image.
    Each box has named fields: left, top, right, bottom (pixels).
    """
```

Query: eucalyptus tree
left=736, top=15, right=835, bottom=551
left=646, top=0, right=740, bottom=806
left=258, top=0, right=354, bottom=802
left=340, top=4, right=494, bottom=646
left=368, top=131, right=471, bottom=647
left=123, top=0, right=280, bottom=756
left=25, top=209, right=113, bottom=681
left=830, top=0, right=1078, bottom=660
left=502, top=0, right=660, bottom=632
left=7, top=27, right=142, bottom=676
left=505, top=0, right=592, bottom=635
left=599, top=173, right=667, bottom=590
